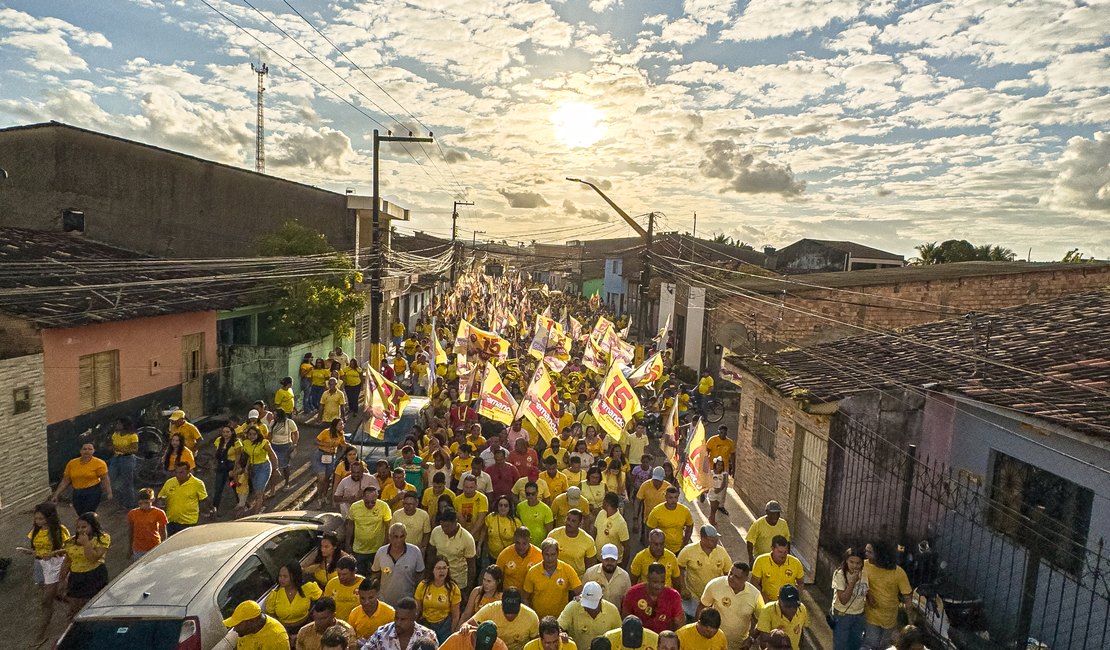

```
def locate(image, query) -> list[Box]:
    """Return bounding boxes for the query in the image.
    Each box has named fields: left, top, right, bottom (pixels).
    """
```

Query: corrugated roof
left=728, top=288, right=1110, bottom=438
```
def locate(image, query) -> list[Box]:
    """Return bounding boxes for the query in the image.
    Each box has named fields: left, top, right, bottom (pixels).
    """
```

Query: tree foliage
left=254, top=221, right=365, bottom=346
left=911, top=239, right=1016, bottom=264
left=1060, top=248, right=1096, bottom=263
left=709, top=233, right=754, bottom=249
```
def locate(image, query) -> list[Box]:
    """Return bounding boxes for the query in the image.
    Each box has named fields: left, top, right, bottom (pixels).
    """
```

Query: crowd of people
left=34, top=272, right=923, bottom=650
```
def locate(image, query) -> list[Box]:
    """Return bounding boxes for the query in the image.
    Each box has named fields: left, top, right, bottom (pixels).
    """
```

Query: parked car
left=55, top=519, right=322, bottom=650
left=346, top=396, right=429, bottom=457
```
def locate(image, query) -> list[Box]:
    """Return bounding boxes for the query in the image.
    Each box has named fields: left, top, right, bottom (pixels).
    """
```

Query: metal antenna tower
left=251, top=61, right=268, bottom=173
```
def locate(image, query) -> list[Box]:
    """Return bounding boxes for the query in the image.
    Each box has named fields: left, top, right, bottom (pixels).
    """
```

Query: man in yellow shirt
left=704, top=425, right=736, bottom=477
left=391, top=320, right=406, bottom=348
left=593, top=492, right=630, bottom=563
left=556, top=581, right=621, bottom=649
left=751, top=536, right=804, bottom=603
left=274, top=376, right=297, bottom=417
left=296, top=597, right=357, bottom=647
left=646, top=487, right=692, bottom=554
left=677, top=525, right=732, bottom=602
left=746, top=501, right=791, bottom=563
left=551, top=486, right=590, bottom=528
left=538, top=457, right=569, bottom=499
left=629, top=530, right=681, bottom=590
left=319, top=378, right=349, bottom=423
left=454, top=475, right=489, bottom=550
left=677, top=608, right=728, bottom=650
left=347, top=486, right=392, bottom=575
left=168, top=409, right=202, bottom=451
left=634, top=468, right=671, bottom=544
left=755, top=585, right=808, bottom=650
left=699, top=561, right=765, bottom=649
left=603, top=616, right=659, bottom=650
left=542, top=437, right=569, bottom=469
left=546, top=509, right=596, bottom=576
left=496, top=527, right=543, bottom=591
left=523, top=615, right=577, bottom=650
left=109, top=417, right=140, bottom=509
left=348, top=579, right=395, bottom=640
left=223, top=600, right=290, bottom=649
left=472, top=589, right=540, bottom=650
left=157, top=463, right=208, bottom=536
left=523, top=539, right=582, bottom=619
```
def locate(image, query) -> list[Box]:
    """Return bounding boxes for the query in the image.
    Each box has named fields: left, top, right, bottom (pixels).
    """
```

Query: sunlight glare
left=551, top=101, right=607, bottom=148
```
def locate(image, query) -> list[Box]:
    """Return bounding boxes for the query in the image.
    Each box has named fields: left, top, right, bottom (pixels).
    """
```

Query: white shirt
left=467, top=470, right=494, bottom=495
left=334, top=474, right=380, bottom=517
left=582, top=563, right=632, bottom=608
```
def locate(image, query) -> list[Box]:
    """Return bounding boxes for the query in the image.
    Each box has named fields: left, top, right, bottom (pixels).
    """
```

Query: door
left=789, top=423, right=828, bottom=578
left=181, top=332, right=205, bottom=416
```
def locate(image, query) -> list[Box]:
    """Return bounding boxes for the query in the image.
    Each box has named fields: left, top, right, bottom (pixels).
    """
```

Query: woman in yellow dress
left=265, top=561, right=323, bottom=637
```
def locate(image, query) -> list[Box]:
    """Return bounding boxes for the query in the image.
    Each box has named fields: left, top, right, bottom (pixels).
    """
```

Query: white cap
left=567, top=486, right=582, bottom=499
left=601, top=544, right=620, bottom=561
left=248, top=409, right=260, bottom=419
left=651, top=466, right=665, bottom=480
left=580, top=581, right=603, bottom=609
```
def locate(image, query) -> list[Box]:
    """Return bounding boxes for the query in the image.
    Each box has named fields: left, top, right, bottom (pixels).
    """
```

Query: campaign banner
left=628, top=351, right=664, bottom=389
left=591, top=362, right=641, bottom=441
left=477, top=362, right=518, bottom=426
left=362, top=366, right=411, bottom=439
left=680, top=419, right=711, bottom=501
left=662, top=396, right=680, bottom=471
left=519, top=364, right=559, bottom=443
left=454, top=319, right=510, bottom=362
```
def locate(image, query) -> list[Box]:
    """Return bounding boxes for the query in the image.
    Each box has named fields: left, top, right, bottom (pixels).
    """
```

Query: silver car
left=55, top=519, right=322, bottom=649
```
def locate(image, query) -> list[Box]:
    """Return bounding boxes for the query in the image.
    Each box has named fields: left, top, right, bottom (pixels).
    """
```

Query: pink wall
left=41, top=312, right=217, bottom=424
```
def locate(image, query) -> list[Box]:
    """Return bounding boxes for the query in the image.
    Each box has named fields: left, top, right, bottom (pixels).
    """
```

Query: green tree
left=912, top=240, right=1015, bottom=264
left=255, top=221, right=366, bottom=346
left=1061, top=248, right=1095, bottom=263
left=710, top=233, right=753, bottom=249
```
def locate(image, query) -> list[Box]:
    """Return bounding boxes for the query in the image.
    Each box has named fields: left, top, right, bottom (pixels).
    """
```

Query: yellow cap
left=222, top=600, right=262, bottom=627
left=169, top=409, right=186, bottom=421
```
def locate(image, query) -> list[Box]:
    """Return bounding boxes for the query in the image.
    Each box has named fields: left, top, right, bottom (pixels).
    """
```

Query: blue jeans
left=309, top=385, right=325, bottom=412
left=833, top=613, right=866, bottom=650
left=862, top=623, right=896, bottom=650
left=300, top=377, right=312, bottom=411
left=108, top=454, right=137, bottom=509
left=210, top=465, right=231, bottom=511
left=71, top=485, right=102, bottom=515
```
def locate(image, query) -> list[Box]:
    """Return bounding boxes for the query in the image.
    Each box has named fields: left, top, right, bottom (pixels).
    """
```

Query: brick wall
left=0, top=353, right=50, bottom=519
left=711, top=264, right=1110, bottom=353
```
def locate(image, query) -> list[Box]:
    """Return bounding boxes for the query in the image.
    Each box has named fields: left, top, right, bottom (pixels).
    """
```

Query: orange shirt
left=127, top=507, right=169, bottom=552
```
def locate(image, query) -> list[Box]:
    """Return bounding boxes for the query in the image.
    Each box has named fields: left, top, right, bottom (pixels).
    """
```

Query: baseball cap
left=701, top=524, right=719, bottom=539
left=222, top=600, right=261, bottom=627
left=651, top=466, right=665, bottom=480
left=501, top=589, right=522, bottom=615
left=475, top=621, right=499, bottom=650
left=169, top=409, right=186, bottom=421
left=621, top=615, right=644, bottom=648
left=600, top=543, right=620, bottom=561
left=247, top=409, right=259, bottom=419
left=567, top=486, right=582, bottom=499
left=766, top=500, right=783, bottom=513
left=778, top=584, right=801, bottom=605
left=580, top=581, right=603, bottom=609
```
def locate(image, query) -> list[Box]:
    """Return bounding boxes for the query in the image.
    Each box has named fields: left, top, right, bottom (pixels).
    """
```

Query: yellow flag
left=518, top=365, right=559, bottom=443
left=477, top=362, right=518, bottom=426
left=591, top=362, right=641, bottom=441
left=662, top=395, right=680, bottom=471
left=361, top=366, right=411, bottom=440
left=628, top=351, right=664, bottom=388
left=680, top=419, right=711, bottom=501
left=432, top=328, right=447, bottom=366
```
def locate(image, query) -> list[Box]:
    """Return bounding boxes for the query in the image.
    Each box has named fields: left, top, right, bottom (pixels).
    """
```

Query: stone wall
left=0, top=353, right=50, bottom=518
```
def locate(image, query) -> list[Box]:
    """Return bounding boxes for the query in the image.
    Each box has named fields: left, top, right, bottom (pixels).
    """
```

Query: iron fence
left=819, top=416, right=1108, bottom=650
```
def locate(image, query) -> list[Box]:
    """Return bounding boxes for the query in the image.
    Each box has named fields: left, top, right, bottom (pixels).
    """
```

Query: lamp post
left=565, top=177, right=653, bottom=342
left=371, top=129, right=433, bottom=370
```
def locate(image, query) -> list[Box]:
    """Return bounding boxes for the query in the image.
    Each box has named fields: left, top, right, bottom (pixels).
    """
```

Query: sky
left=1, top=0, right=1108, bottom=259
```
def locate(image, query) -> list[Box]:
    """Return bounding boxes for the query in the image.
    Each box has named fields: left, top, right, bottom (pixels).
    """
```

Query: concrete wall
left=41, top=312, right=217, bottom=424
left=772, top=240, right=848, bottom=274
left=0, top=353, right=50, bottom=518
left=218, top=334, right=335, bottom=409
left=711, top=264, right=1110, bottom=353
left=0, top=124, right=354, bottom=257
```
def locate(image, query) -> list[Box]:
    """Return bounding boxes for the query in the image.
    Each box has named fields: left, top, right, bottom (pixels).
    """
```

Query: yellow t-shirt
left=310, top=367, right=331, bottom=387
left=593, top=510, right=630, bottom=559
left=391, top=322, right=406, bottom=337
left=240, top=613, right=291, bottom=650
left=422, top=487, right=456, bottom=523
left=523, top=560, right=582, bottom=619
left=551, top=494, right=590, bottom=527
left=453, top=492, right=489, bottom=526
left=698, top=376, right=714, bottom=395
left=111, top=432, right=140, bottom=455
left=404, top=339, right=419, bottom=356
left=380, top=481, right=416, bottom=510
left=342, top=367, right=363, bottom=387
left=603, top=627, right=659, bottom=650
left=705, top=436, right=735, bottom=470
left=324, top=575, right=364, bottom=623
left=64, top=457, right=108, bottom=489
left=561, top=468, right=585, bottom=488
left=485, top=514, right=520, bottom=558
left=235, top=421, right=270, bottom=441
left=475, top=601, right=541, bottom=650
left=394, top=357, right=408, bottom=375
left=264, top=582, right=323, bottom=625
left=415, top=581, right=461, bottom=623
left=557, top=600, right=621, bottom=650
left=316, top=430, right=344, bottom=454
left=300, top=362, right=314, bottom=378
left=579, top=482, right=605, bottom=511
left=63, top=533, right=110, bottom=573
left=635, top=481, right=672, bottom=516
left=547, top=527, right=596, bottom=576
left=543, top=447, right=569, bottom=469
left=755, top=601, right=809, bottom=650
left=862, top=561, right=912, bottom=628
left=319, top=389, right=348, bottom=421
left=746, top=517, right=792, bottom=559
left=411, top=361, right=429, bottom=380
left=677, top=622, right=727, bottom=650
left=429, top=526, right=478, bottom=587
left=677, top=543, right=734, bottom=599
left=392, top=508, right=432, bottom=542
left=348, top=601, right=395, bottom=639
left=751, top=553, right=805, bottom=603
left=522, top=637, right=575, bottom=650
left=165, top=446, right=196, bottom=471
left=28, top=525, right=71, bottom=558
left=157, top=475, right=208, bottom=525
left=496, top=544, right=543, bottom=591
left=629, top=548, right=680, bottom=587
left=273, top=387, right=296, bottom=414
left=538, top=470, right=569, bottom=498
left=646, top=503, right=693, bottom=553
left=240, top=439, right=271, bottom=465
left=452, top=456, right=474, bottom=481
left=349, top=499, right=392, bottom=554
left=171, top=421, right=202, bottom=450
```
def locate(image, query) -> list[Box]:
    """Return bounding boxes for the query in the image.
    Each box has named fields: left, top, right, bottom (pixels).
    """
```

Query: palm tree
left=911, top=241, right=941, bottom=265
left=913, top=240, right=1014, bottom=264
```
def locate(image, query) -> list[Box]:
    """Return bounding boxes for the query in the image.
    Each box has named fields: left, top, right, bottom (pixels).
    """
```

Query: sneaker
left=718, top=506, right=729, bottom=515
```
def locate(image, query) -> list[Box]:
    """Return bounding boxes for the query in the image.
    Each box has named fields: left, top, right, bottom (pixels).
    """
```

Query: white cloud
left=700, top=139, right=806, bottom=195
left=684, top=0, right=734, bottom=25
left=589, top=0, right=622, bottom=13
left=1042, top=132, right=1110, bottom=211
left=720, top=0, right=860, bottom=42
left=659, top=18, right=707, bottom=45
left=824, top=22, right=878, bottom=53
left=0, top=8, right=111, bottom=73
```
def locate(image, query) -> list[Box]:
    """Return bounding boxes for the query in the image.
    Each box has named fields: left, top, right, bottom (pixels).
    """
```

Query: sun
left=551, top=102, right=607, bottom=148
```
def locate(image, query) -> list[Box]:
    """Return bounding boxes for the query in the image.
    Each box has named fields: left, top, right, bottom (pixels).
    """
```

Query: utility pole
left=371, top=129, right=433, bottom=371
left=251, top=62, right=268, bottom=173
left=566, top=177, right=653, bottom=342
left=473, top=230, right=486, bottom=247
left=451, top=200, right=473, bottom=283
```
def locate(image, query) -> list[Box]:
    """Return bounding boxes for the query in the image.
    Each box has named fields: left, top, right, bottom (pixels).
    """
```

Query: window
left=13, top=386, right=31, bottom=415
left=988, top=452, right=1093, bottom=574
left=217, top=555, right=274, bottom=618
left=78, top=351, right=120, bottom=413
left=258, top=530, right=315, bottom=574
left=753, top=399, right=778, bottom=457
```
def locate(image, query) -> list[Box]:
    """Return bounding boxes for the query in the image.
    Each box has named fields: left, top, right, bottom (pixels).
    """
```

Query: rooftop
left=729, top=288, right=1110, bottom=439
left=792, top=238, right=904, bottom=261
left=0, top=227, right=278, bottom=328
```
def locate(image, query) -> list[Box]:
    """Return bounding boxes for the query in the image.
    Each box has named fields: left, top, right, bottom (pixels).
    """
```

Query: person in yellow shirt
left=168, top=409, right=202, bottom=450
left=704, top=425, right=736, bottom=477
left=751, top=536, right=804, bottom=604
left=646, top=488, right=693, bottom=554
left=309, top=358, right=331, bottom=415
left=546, top=510, right=596, bottom=576
left=630, top=530, right=681, bottom=589
left=697, top=370, right=715, bottom=398
left=603, top=616, right=659, bottom=650
left=453, top=444, right=476, bottom=485
left=323, top=556, right=365, bottom=624
left=755, top=585, right=809, bottom=650
left=746, top=501, right=791, bottom=563
left=542, top=438, right=569, bottom=470
left=157, top=463, right=208, bottom=536
left=497, top=527, right=544, bottom=591
left=274, top=376, right=297, bottom=418
left=473, top=589, right=541, bottom=650
left=223, top=600, right=290, bottom=649
left=380, top=468, right=416, bottom=512
left=634, top=468, right=671, bottom=543
left=423, top=474, right=456, bottom=524
left=561, top=458, right=585, bottom=491
left=264, top=562, right=323, bottom=633
left=410, top=355, right=430, bottom=395
left=551, top=486, right=590, bottom=528
left=348, top=579, right=395, bottom=640
left=108, top=417, right=140, bottom=510
left=677, top=525, right=733, bottom=602
left=538, top=457, right=569, bottom=499
left=415, top=558, right=462, bottom=642
left=522, top=615, right=576, bottom=650
left=319, top=378, right=349, bottom=423
left=677, top=608, right=728, bottom=650
left=391, top=320, right=406, bottom=348
left=593, top=492, right=630, bottom=563
left=522, top=539, right=582, bottom=619
left=394, top=355, right=408, bottom=378
left=53, top=442, right=111, bottom=515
